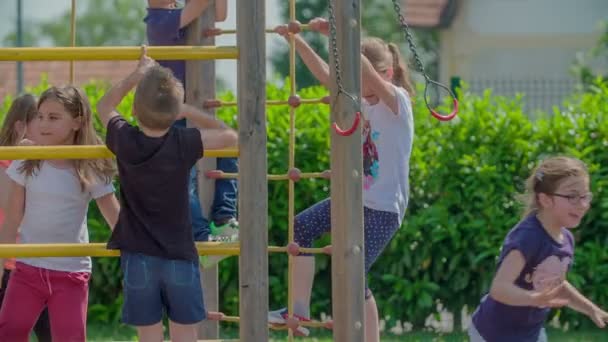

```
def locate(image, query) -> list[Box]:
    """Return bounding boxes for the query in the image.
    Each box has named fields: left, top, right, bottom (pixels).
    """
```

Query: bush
left=1, top=77, right=607, bottom=331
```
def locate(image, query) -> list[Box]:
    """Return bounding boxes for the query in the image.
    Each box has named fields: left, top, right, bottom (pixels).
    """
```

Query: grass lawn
left=87, top=323, right=607, bottom=341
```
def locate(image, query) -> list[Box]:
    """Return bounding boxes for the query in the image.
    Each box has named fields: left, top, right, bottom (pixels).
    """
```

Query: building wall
left=439, top=0, right=607, bottom=112
left=0, top=61, right=137, bottom=100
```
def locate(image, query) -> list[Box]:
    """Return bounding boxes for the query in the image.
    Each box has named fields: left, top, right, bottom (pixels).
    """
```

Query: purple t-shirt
left=144, top=8, right=186, bottom=86
left=472, top=214, right=574, bottom=342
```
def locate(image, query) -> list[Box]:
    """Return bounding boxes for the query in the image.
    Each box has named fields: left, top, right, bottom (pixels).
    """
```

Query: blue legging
left=294, top=198, right=400, bottom=297
left=173, top=119, right=238, bottom=242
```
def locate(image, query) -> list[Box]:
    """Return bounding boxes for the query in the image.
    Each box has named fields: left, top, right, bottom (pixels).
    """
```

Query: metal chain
left=390, top=0, right=459, bottom=121
left=391, top=0, right=429, bottom=81
left=325, top=0, right=457, bottom=121
left=327, top=0, right=358, bottom=104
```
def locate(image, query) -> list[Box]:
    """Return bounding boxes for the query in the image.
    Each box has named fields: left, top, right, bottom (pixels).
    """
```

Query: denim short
left=120, top=252, right=206, bottom=325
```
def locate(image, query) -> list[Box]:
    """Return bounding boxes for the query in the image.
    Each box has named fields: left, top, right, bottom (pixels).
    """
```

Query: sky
left=0, top=0, right=284, bottom=91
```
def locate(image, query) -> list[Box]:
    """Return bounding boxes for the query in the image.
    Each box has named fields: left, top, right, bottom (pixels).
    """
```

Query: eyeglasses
left=551, top=192, right=593, bottom=206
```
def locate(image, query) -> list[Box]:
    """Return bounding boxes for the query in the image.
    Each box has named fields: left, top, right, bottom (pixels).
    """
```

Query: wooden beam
left=237, top=0, right=268, bottom=340
left=329, top=0, right=365, bottom=341
left=185, top=1, right=221, bottom=339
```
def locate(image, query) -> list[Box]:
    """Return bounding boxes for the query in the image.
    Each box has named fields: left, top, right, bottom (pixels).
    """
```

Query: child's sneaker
left=210, top=218, right=239, bottom=242
left=268, top=308, right=310, bottom=336
left=199, top=220, right=238, bottom=269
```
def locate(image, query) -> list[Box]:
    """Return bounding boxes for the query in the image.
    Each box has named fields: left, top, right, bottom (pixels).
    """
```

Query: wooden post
left=185, top=1, right=219, bottom=339
left=237, top=0, right=268, bottom=340
left=329, top=0, right=364, bottom=341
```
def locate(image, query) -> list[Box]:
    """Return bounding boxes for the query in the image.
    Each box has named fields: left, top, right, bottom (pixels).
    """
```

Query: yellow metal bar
left=209, top=172, right=329, bottom=180
left=0, top=146, right=238, bottom=160
left=196, top=244, right=327, bottom=254
left=220, top=315, right=328, bottom=329
left=268, top=246, right=323, bottom=254
left=0, top=243, right=325, bottom=258
left=69, top=0, right=76, bottom=84
left=0, top=46, right=238, bottom=61
left=211, top=98, right=328, bottom=108
left=218, top=24, right=310, bottom=35
left=0, top=243, right=233, bottom=258
left=288, top=1, right=297, bottom=341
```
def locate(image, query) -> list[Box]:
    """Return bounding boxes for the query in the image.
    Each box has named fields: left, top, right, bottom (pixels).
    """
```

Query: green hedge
left=1, top=77, right=607, bottom=330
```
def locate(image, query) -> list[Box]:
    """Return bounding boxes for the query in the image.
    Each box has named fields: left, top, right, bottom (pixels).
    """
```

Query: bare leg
left=136, top=322, right=164, bottom=342
left=365, top=292, right=380, bottom=342
left=291, top=255, right=315, bottom=318
left=168, top=320, right=198, bottom=342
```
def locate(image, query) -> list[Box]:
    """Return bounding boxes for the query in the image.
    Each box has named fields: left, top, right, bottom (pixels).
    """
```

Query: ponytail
left=387, top=43, right=415, bottom=97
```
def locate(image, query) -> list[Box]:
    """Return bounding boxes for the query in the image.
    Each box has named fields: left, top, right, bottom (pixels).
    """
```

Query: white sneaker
left=210, top=218, right=239, bottom=242
left=268, top=308, right=310, bottom=336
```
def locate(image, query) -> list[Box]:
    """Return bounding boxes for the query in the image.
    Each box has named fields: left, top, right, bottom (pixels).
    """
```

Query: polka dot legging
left=294, top=198, right=400, bottom=296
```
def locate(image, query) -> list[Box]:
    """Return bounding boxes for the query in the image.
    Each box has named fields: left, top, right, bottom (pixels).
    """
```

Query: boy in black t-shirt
left=96, top=48, right=236, bottom=342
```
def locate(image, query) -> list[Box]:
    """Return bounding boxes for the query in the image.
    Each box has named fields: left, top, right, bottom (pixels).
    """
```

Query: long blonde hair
left=0, top=94, right=37, bottom=146
left=19, top=86, right=115, bottom=191
left=361, top=37, right=415, bottom=96
left=521, top=156, right=589, bottom=217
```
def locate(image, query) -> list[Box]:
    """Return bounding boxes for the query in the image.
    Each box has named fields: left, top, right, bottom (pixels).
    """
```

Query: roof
left=0, top=60, right=138, bottom=100
left=402, top=0, right=459, bottom=29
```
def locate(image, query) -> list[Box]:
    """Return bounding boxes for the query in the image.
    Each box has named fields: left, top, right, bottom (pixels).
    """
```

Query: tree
left=271, top=0, right=440, bottom=90
left=2, top=19, right=38, bottom=46
left=271, top=0, right=329, bottom=89
left=361, top=0, right=440, bottom=80
left=2, top=0, right=230, bottom=88
left=572, top=20, right=608, bottom=88
left=3, top=0, right=146, bottom=47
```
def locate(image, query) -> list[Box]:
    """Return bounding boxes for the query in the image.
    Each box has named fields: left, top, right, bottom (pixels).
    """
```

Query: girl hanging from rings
left=269, top=18, right=415, bottom=342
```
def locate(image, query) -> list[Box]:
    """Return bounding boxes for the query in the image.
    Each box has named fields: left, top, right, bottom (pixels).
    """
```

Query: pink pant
left=0, top=262, right=90, bottom=342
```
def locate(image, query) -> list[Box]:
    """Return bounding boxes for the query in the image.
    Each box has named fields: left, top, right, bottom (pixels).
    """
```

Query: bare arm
left=561, top=281, right=598, bottom=315
left=0, top=168, right=9, bottom=213
left=489, top=250, right=568, bottom=308
left=292, top=35, right=330, bottom=87
left=180, top=104, right=228, bottom=130
left=96, top=72, right=142, bottom=129
left=561, top=280, right=608, bottom=328
left=96, top=48, right=155, bottom=128
left=215, top=0, right=227, bottom=22
left=274, top=25, right=330, bottom=87
left=303, top=17, right=398, bottom=113
left=564, top=281, right=608, bottom=327
left=490, top=250, right=538, bottom=306
left=361, top=55, right=399, bottom=115
left=0, top=180, right=23, bottom=244
left=179, top=104, right=238, bottom=150
left=95, top=193, right=120, bottom=231
left=200, top=129, right=238, bottom=150
left=0, top=180, right=25, bottom=283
